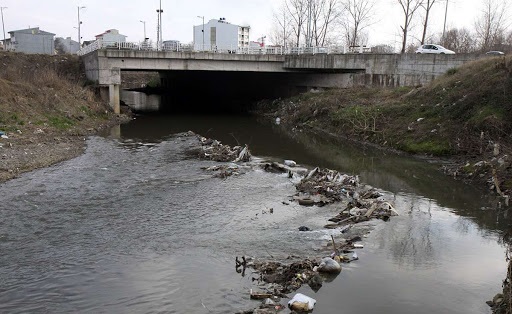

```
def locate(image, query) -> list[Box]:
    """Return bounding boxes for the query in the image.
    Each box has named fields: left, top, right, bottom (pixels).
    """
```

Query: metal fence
left=78, top=39, right=356, bottom=56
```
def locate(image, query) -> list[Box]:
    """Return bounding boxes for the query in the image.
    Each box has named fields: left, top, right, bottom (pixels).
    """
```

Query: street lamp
left=77, top=6, right=86, bottom=47
left=0, top=7, right=7, bottom=48
left=139, top=20, right=146, bottom=42
left=156, top=0, right=163, bottom=49
left=197, top=16, right=204, bottom=51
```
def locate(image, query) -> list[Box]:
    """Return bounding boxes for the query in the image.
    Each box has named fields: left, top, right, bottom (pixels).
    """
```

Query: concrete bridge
left=81, top=49, right=479, bottom=113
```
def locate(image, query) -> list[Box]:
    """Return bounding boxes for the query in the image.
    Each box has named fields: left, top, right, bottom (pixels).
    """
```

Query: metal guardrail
left=78, top=39, right=355, bottom=56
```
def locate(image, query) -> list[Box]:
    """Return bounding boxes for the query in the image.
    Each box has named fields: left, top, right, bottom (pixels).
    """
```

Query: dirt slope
left=0, top=51, right=130, bottom=182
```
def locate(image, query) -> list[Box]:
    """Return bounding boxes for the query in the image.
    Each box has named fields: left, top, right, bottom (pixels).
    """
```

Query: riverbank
left=0, top=51, right=131, bottom=183
left=253, top=55, right=512, bottom=203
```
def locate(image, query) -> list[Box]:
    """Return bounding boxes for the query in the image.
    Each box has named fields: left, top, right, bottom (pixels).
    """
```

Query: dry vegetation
left=0, top=51, right=130, bottom=182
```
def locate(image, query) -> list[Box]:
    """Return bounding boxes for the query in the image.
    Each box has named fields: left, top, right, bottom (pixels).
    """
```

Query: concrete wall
left=82, top=50, right=287, bottom=85
left=11, top=32, right=54, bottom=54
left=284, top=53, right=480, bottom=87
left=121, top=90, right=161, bottom=112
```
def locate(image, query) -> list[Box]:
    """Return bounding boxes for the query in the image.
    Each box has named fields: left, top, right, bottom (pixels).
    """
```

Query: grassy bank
left=0, top=51, right=129, bottom=182
left=255, top=55, right=512, bottom=198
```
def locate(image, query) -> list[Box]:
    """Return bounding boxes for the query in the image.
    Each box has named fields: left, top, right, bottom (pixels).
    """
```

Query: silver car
left=415, top=44, right=455, bottom=54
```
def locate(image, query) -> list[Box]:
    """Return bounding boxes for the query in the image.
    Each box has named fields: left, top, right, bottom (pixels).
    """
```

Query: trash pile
left=185, top=138, right=399, bottom=313
left=194, top=134, right=251, bottom=162
left=236, top=161, right=399, bottom=313
left=293, top=166, right=399, bottom=225
left=294, top=167, right=362, bottom=204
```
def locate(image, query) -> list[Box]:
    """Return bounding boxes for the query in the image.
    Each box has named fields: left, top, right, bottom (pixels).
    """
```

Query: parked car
left=415, top=44, right=455, bottom=54
left=486, top=51, right=505, bottom=55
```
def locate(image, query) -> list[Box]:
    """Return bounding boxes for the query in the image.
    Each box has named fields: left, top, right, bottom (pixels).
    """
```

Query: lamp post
left=197, top=16, right=204, bottom=51
left=139, top=20, right=146, bottom=41
left=77, top=6, right=86, bottom=47
left=1, top=7, right=6, bottom=48
left=156, top=0, right=163, bottom=50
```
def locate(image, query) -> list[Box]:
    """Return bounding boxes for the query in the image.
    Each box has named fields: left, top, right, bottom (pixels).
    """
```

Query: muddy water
left=0, top=114, right=508, bottom=313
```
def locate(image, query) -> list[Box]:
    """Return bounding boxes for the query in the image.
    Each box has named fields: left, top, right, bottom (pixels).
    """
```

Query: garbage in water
left=188, top=133, right=252, bottom=162
left=288, top=293, right=316, bottom=311
left=250, top=289, right=273, bottom=300
left=182, top=132, right=399, bottom=313
left=317, top=257, right=342, bottom=274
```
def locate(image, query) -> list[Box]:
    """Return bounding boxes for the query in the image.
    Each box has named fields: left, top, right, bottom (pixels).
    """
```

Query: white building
left=95, top=29, right=127, bottom=45
left=193, top=18, right=250, bottom=52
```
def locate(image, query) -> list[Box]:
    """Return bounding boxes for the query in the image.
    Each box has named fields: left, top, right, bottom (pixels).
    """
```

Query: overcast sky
left=0, top=0, right=499, bottom=50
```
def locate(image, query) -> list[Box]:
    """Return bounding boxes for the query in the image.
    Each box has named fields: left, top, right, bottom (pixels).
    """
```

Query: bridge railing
left=78, top=39, right=355, bottom=56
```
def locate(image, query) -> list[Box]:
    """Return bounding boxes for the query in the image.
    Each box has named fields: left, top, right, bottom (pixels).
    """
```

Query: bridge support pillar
left=109, top=84, right=121, bottom=114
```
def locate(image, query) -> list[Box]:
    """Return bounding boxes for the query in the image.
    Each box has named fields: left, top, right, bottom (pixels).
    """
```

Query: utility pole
left=156, top=0, right=163, bottom=50
left=0, top=7, right=6, bottom=48
left=442, top=0, right=449, bottom=41
left=78, top=6, right=86, bottom=46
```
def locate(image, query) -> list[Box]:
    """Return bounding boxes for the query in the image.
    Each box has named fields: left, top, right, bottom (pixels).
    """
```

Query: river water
left=0, top=114, right=509, bottom=313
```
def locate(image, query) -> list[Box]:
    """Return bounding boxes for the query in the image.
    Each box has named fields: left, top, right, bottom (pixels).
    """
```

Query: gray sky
left=0, top=0, right=495, bottom=49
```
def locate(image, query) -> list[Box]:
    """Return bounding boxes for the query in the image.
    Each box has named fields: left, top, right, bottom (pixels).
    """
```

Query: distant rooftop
left=95, top=29, right=126, bottom=38
left=8, top=27, right=55, bottom=36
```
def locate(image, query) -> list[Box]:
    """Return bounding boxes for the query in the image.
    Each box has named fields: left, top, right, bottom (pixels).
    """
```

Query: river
left=0, top=114, right=508, bottom=313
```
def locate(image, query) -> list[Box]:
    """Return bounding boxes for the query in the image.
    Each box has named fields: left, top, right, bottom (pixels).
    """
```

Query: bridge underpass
left=151, top=70, right=359, bottom=113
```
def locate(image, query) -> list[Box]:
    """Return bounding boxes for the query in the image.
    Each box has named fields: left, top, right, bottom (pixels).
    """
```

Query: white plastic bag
left=288, top=293, right=317, bottom=311
left=317, top=257, right=342, bottom=273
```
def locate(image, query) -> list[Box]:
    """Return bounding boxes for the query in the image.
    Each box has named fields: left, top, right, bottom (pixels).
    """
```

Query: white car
left=415, top=44, right=455, bottom=54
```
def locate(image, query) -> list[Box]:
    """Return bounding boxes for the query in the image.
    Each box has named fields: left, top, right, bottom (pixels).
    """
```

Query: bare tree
left=397, top=0, right=424, bottom=53
left=420, top=0, right=439, bottom=44
left=371, top=44, right=395, bottom=53
left=310, top=0, right=342, bottom=46
left=270, top=3, right=293, bottom=47
left=341, top=0, right=376, bottom=47
left=441, top=28, right=476, bottom=53
left=285, top=0, right=309, bottom=46
left=274, top=0, right=342, bottom=47
left=474, top=0, right=509, bottom=51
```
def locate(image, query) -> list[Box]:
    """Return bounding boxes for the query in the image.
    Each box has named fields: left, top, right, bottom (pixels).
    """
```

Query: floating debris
left=193, top=134, right=252, bottom=162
